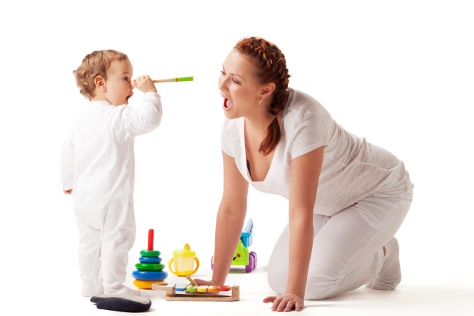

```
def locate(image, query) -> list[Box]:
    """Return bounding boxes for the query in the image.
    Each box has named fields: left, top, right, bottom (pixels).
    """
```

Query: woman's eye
left=232, top=79, right=239, bottom=84
left=220, top=71, right=225, bottom=75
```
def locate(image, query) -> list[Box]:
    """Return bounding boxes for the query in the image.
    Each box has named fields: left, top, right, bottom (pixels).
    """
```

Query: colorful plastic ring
left=132, top=270, right=168, bottom=281
left=135, top=263, right=165, bottom=271
left=139, top=256, right=162, bottom=264
left=133, top=279, right=165, bottom=289
left=140, top=250, right=161, bottom=257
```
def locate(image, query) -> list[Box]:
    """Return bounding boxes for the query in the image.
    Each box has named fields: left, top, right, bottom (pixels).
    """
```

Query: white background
left=1, top=0, right=473, bottom=314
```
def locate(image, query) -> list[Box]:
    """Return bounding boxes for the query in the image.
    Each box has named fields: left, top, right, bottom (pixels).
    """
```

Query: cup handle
left=168, top=258, right=177, bottom=275
left=192, top=257, right=200, bottom=275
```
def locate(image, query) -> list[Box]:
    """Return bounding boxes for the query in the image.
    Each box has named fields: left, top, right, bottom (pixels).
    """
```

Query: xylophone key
left=175, top=284, right=187, bottom=291
left=219, top=286, right=230, bottom=291
left=197, top=286, right=209, bottom=293
left=185, top=285, right=197, bottom=293
left=208, top=285, right=219, bottom=292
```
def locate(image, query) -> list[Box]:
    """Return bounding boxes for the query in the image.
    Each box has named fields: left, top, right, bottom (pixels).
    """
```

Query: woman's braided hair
left=234, top=37, right=291, bottom=156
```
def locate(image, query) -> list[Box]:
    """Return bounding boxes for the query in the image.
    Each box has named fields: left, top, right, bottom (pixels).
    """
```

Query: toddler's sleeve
left=118, top=92, right=163, bottom=138
left=60, top=130, right=75, bottom=190
left=289, top=114, right=329, bottom=160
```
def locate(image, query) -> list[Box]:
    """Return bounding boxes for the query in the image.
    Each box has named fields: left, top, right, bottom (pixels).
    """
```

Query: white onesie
left=60, top=92, right=163, bottom=295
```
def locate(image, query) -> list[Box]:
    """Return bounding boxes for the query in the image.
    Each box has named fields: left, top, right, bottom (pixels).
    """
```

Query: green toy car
left=211, top=218, right=257, bottom=273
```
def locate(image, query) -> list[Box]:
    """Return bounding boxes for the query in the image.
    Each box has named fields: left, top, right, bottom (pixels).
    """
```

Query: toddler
left=60, top=50, right=163, bottom=296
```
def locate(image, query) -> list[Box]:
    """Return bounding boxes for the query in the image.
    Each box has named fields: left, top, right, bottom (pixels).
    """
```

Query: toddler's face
left=105, top=59, right=134, bottom=106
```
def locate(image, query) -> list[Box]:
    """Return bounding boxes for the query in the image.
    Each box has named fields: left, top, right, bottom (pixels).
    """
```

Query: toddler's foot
left=365, top=237, right=401, bottom=290
left=105, top=285, right=141, bottom=296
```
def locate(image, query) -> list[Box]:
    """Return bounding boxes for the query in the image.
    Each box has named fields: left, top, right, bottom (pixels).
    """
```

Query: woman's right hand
left=194, top=278, right=219, bottom=286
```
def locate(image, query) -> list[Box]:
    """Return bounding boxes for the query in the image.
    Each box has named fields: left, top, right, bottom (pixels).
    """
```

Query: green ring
left=140, top=250, right=161, bottom=257
left=135, top=263, right=165, bottom=271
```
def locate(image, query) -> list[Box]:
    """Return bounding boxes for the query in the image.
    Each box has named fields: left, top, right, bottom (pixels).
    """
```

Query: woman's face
left=218, top=49, right=264, bottom=119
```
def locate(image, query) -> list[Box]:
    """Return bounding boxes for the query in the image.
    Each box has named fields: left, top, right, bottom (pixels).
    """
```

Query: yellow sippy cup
left=168, top=243, right=200, bottom=276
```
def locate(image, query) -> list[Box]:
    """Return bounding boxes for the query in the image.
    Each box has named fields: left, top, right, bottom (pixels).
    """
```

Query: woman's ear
left=94, top=76, right=107, bottom=92
left=260, top=82, right=275, bottom=101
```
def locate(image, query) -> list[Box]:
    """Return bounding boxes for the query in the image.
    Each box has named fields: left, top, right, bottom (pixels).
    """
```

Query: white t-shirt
left=221, top=88, right=413, bottom=216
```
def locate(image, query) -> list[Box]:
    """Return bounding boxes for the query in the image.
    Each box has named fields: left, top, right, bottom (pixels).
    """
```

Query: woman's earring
left=259, top=99, right=262, bottom=104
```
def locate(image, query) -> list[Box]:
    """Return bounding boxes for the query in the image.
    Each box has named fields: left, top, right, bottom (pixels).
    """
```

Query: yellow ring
left=133, top=279, right=165, bottom=289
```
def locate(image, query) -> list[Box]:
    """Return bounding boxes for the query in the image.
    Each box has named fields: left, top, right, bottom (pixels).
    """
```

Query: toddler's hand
left=63, top=189, right=73, bottom=194
left=132, top=75, right=157, bottom=93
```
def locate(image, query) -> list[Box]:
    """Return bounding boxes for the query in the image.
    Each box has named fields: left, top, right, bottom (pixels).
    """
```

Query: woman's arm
left=196, top=150, right=249, bottom=285
left=287, top=146, right=324, bottom=294
left=264, top=146, right=324, bottom=312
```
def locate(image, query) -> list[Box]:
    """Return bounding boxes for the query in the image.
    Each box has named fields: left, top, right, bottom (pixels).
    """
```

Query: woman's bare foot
left=365, top=238, right=401, bottom=290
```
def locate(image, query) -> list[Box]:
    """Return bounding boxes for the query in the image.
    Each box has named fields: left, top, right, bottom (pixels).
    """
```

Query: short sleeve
left=289, top=114, right=329, bottom=160
left=221, top=118, right=234, bottom=157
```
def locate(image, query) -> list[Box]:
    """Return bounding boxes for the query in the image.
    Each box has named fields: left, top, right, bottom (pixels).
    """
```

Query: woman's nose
left=218, top=77, right=227, bottom=91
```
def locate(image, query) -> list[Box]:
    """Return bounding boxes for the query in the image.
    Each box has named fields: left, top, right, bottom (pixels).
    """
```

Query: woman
left=195, top=37, right=414, bottom=312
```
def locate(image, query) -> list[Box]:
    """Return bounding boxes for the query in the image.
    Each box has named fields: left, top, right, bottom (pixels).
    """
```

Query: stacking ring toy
left=132, top=270, right=168, bottom=281
left=133, top=279, right=164, bottom=289
left=133, top=279, right=165, bottom=289
left=140, top=250, right=160, bottom=257
left=139, top=256, right=162, bottom=264
left=135, top=263, right=165, bottom=271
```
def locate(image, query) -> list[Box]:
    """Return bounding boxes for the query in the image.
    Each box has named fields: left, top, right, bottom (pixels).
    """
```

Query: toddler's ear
left=94, top=76, right=107, bottom=92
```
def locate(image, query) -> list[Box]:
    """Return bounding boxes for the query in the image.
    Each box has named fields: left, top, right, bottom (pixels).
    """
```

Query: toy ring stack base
left=133, top=279, right=166, bottom=289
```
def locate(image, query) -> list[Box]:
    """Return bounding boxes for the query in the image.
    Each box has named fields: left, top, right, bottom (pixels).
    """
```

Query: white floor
left=44, top=263, right=474, bottom=315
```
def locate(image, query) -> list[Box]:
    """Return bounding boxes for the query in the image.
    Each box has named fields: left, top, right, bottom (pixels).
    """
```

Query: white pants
left=73, top=197, right=136, bottom=295
left=267, top=177, right=414, bottom=300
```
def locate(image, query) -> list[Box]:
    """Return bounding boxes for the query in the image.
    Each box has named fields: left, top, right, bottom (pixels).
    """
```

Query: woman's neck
left=245, top=112, right=275, bottom=135
left=244, top=110, right=282, bottom=140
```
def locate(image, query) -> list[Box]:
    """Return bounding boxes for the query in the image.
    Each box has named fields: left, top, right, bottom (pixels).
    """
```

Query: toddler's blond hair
left=73, top=50, right=128, bottom=100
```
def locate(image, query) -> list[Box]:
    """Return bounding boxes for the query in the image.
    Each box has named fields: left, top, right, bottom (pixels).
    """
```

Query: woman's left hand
left=263, top=292, right=304, bottom=312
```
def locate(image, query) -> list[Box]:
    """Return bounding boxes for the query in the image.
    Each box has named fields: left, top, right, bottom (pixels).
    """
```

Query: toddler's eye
left=125, top=77, right=129, bottom=81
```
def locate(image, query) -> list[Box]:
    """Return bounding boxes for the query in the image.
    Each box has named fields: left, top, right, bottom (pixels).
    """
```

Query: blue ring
left=139, top=256, right=162, bottom=264
left=132, top=270, right=168, bottom=281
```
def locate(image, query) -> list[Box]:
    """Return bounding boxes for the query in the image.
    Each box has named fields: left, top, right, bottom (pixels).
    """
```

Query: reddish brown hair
left=73, top=50, right=128, bottom=100
left=234, top=37, right=291, bottom=156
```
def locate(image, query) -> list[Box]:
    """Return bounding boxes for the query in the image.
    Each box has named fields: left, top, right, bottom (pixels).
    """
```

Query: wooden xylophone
left=152, top=283, right=240, bottom=301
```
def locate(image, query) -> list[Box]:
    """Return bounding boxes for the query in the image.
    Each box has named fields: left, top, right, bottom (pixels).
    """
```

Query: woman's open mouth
left=223, top=98, right=234, bottom=111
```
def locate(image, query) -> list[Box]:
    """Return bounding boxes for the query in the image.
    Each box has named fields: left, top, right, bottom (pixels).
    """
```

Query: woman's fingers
left=295, top=301, right=303, bottom=311
left=264, top=294, right=303, bottom=312
left=193, top=278, right=216, bottom=286
left=276, top=298, right=290, bottom=312
left=272, top=296, right=283, bottom=311
left=262, top=296, right=276, bottom=303
left=193, top=278, right=208, bottom=285
left=284, top=300, right=295, bottom=312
